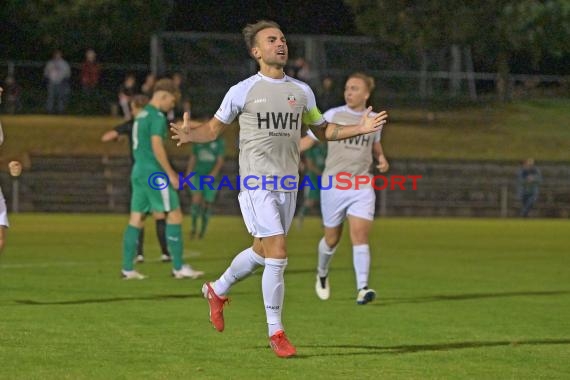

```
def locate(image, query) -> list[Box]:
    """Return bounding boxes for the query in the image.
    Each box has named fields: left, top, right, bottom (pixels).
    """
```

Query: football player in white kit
left=0, top=87, right=23, bottom=253
left=300, top=73, right=389, bottom=305
left=170, top=21, right=388, bottom=357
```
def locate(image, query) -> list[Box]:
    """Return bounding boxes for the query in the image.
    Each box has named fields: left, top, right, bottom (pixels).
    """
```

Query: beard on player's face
left=258, top=47, right=288, bottom=68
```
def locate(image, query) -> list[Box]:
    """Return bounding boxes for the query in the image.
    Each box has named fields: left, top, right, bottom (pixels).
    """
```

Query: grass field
left=2, top=98, right=570, bottom=168
left=0, top=214, right=569, bottom=379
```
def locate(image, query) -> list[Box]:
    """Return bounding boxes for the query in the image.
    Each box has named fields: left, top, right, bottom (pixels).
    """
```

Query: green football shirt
left=192, top=138, right=226, bottom=175
left=132, top=104, right=167, bottom=176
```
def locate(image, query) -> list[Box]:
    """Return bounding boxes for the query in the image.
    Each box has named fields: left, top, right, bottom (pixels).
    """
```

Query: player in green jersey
left=297, top=142, right=327, bottom=227
left=121, top=78, right=203, bottom=280
left=185, top=138, right=226, bottom=239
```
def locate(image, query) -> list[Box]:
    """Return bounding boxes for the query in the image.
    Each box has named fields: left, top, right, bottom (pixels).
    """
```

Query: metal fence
left=151, top=32, right=570, bottom=113
left=2, top=32, right=568, bottom=115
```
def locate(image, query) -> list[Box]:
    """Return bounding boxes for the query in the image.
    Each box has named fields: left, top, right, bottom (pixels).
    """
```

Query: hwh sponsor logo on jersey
left=341, top=134, right=372, bottom=146
left=257, top=112, right=300, bottom=130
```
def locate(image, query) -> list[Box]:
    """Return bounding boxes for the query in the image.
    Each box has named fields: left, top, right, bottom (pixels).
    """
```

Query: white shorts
left=321, top=187, right=375, bottom=228
left=238, top=190, right=297, bottom=238
left=0, top=187, right=9, bottom=227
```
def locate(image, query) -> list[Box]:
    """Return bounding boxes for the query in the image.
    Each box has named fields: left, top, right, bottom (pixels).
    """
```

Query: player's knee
left=252, top=238, right=265, bottom=256
left=350, top=230, right=369, bottom=245
left=324, top=234, right=340, bottom=249
left=167, top=208, right=183, bottom=224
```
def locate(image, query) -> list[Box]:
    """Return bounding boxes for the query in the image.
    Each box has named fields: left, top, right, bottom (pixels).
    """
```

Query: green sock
left=200, top=205, right=212, bottom=237
left=299, top=205, right=307, bottom=218
left=166, top=223, right=184, bottom=270
left=122, top=225, right=141, bottom=271
left=190, top=204, right=201, bottom=234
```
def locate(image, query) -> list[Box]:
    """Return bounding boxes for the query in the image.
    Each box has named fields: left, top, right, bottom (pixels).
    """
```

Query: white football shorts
left=321, top=186, right=376, bottom=228
left=0, top=186, right=9, bottom=227
left=238, top=189, right=297, bottom=238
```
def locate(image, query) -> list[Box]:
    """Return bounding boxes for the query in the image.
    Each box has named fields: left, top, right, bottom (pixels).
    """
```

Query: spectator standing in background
left=80, top=49, right=101, bottom=113
left=317, top=75, right=340, bottom=112
left=44, top=49, right=71, bottom=114
left=118, top=73, right=138, bottom=120
left=169, top=72, right=192, bottom=121
left=2, top=75, right=21, bottom=114
left=140, top=73, right=156, bottom=98
left=518, top=158, right=542, bottom=217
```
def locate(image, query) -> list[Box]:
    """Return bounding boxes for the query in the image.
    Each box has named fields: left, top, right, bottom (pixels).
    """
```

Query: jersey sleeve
left=323, top=109, right=336, bottom=123
left=150, top=114, right=167, bottom=138
left=301, top=86, right=325, bottom=126
left=214, top=84, right=243, bottom=124
left=306, top=129, right=320, bottom=142
left=374, top=130, right=381, bottom=143
left=114, top=120, right=133, bottom=136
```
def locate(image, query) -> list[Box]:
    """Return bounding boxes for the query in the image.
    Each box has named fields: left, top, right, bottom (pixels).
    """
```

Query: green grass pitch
left=0, top=214, right=569, bottom=379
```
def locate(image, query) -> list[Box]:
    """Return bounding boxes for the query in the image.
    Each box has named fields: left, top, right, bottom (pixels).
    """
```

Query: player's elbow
left=324, top=127, right=335, bottom=141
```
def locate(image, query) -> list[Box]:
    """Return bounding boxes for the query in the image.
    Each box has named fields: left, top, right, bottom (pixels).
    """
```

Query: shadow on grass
left=291, top=338, right=570, bottom=358
left=12, top=293, right=203, bottom=306
left=373, top=290, right=570, bottom=306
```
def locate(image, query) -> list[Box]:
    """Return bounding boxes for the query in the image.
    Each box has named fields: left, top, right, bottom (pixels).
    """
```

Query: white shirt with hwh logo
left=215, top=73, right=325, bottom=191
left=308, top=105, right=381, bottom=187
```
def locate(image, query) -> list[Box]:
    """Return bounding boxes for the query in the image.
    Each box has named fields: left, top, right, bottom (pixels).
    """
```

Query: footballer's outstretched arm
left=310, top=107, right=388, bottom=141
left=170, top=112, right=227, bottom=145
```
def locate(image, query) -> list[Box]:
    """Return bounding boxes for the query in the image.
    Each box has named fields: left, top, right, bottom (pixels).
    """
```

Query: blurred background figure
left=118, top=73, right=138, bottom=119
left=296, top=141, right=327, bottom=228
left=287, top=57, right=318, bottom=87
left=80, top=48, right=101, bottom=113
left=185, top=137, right=225, bottom=240
left=2, top=75, right=22, bottom=114
left=140, top=72, right=156, bottom=98
left=517, top=158, right=542, bottom=218
left=316, top=75, right=340, bottom=112
left=44, top=49, right=71, bottom=114
left=169, top=72, right=191, bottom=120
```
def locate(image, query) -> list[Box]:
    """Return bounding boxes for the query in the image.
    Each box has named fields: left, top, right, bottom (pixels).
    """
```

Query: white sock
left=263, top=258, right=287, bottom=336
left=317, top=237, right=337, bottom=278
left=353, top=244, right=370, bottom=290
left=212, top=247, right=265, bottom=296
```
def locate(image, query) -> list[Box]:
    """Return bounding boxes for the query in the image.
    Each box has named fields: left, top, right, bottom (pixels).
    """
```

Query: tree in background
left=345, top=0, right=570, bottom=100
left=1, top=0, right=174, bottom=63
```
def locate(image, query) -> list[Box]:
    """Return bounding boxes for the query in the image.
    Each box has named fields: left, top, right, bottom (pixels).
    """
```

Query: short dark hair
left=242, top=20, right=281, bottom=58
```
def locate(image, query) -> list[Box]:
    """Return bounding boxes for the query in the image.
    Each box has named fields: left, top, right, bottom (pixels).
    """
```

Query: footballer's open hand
left=170, top=112, right=192, bottom=146
left=359, top=107, right=388, bottom=134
